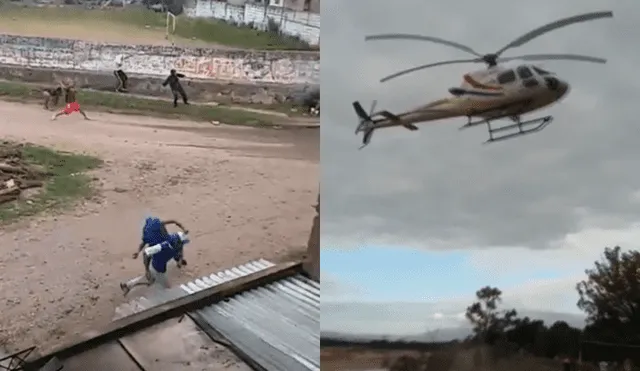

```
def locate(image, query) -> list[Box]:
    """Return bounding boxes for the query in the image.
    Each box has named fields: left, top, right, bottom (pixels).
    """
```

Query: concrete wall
left=186, top=1, right=320, bottom=45
left=0, top=35, right=320, bottom=86
left=0, top=65, right=302, bottom=104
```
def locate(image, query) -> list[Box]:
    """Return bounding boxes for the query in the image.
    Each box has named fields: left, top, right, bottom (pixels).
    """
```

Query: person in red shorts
left=51, top=79, right=91, bottom=121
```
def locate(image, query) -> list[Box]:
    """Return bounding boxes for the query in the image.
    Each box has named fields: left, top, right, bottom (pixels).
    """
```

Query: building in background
left=227, top=0, right=319, bottom=13
left=185, top=0, right=320, bottom=45
left=267, top=0, right=319, bottom=13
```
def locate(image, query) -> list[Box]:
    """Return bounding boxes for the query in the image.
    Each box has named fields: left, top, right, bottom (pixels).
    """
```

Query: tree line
left=465, top=246, right=640, bottom=362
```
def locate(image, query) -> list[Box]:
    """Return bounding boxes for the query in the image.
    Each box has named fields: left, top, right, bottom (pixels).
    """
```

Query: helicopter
left=353, top=11, right=613, bottom=149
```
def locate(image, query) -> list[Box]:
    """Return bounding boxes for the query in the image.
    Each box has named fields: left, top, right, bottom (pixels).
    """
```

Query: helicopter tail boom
left=353, top=101, right=419, bottom=149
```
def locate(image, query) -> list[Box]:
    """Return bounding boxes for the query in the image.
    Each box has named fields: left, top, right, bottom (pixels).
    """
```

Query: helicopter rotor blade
left=495, top=11, right=613, bottom=56
left=499, top=53, right=607, bottom=64
left=370, top=100, right=378, bottom=116
left=365, top=34, right=483, bottom=57
left=380, top=58, right=481, bottom=83
left=353, top=101, right=370, bottom=120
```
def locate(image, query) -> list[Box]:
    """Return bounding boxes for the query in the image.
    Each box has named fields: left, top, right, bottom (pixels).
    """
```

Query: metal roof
left=114, top=259, right=320, bottom=371
left=182, top=261, right=320, bottom=371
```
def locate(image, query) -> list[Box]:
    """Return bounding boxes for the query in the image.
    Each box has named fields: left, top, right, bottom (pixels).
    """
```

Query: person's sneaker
left=50, top=114, right=57, bottom=121
left=120, top=282, right=130, bottom=296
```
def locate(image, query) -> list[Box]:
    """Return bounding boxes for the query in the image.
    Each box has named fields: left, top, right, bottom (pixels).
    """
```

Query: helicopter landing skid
left=483, top=115, right=553, bottom=144
left=459, top=108, right=552, bottom=143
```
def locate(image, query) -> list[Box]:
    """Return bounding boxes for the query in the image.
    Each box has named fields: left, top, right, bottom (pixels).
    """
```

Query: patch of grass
left=0, top=143, right=102, bottom=223
left=0, top=6, right=312, bottom=50
left=170, top=17, right=312, bottom=50
left=0, top=81, right=282, bottom=126
left=216, top=101, right=312, bottom=118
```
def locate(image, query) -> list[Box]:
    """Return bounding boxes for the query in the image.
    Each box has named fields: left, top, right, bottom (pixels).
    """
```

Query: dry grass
left=0, top=141, right=102, bottom=224
left=321, top=347, right=425, bottom=370
left=321, top=345, right=564, bottom=371
left=0, top=6, right=310, bottom=49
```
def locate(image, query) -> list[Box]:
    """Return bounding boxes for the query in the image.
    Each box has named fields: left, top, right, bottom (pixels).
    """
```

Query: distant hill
left=320, top=336, right=455, bottom=350
left=322, top=306, right=586, bottom=343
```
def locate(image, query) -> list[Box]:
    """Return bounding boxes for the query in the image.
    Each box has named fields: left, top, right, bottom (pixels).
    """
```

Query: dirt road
left=0, top=101, right=318, bottom=353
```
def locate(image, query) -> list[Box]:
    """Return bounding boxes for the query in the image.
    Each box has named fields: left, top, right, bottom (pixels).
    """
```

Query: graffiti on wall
left=173, top=56, right=319, bottom=84
left=0, top=34, right=320, bottom=85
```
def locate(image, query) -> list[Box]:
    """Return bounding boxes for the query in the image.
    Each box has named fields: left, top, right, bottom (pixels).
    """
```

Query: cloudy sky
left=320, top=0, right=640, bottom=340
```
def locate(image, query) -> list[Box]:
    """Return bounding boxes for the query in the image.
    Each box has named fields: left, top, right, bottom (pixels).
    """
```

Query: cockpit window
left=516, top=66, right=533, bottom=79
left=532, top=66, right=551, bottom=75
left=497, top=69, right=516, bottom=84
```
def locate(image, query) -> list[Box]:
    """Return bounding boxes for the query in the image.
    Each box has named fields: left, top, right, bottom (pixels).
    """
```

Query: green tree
left=466, top=286, right=517, bottom=344
left=577, top=246, right=640, bottom=343
left=544, top=321, right=581, bottom=358
left=506, top=316, right=546, bottom=353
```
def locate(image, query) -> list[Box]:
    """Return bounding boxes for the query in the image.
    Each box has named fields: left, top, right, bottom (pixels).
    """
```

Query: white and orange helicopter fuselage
left=353, top=10, right=612, bottom=148
left=381, top=64, right=568, bottom=123
left=354, top=63, right=570, bottom=147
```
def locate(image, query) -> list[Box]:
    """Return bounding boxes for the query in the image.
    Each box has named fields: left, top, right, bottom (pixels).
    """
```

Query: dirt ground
left=321, top=346, right=563, bottom=371
left=321, top=347, right=424, bottom=370
left=0, top=101, right=318, bottom=353
left=0, top=21, right=177, bottom=46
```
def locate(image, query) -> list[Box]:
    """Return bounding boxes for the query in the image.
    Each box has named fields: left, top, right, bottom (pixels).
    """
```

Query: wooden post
left=303, top=192, right=320, bottom=281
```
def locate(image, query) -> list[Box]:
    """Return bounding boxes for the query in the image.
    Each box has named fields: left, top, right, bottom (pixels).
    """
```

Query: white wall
left=0, top=35, right=320, bottom=85
left=185, top=0, right=320, bottom=46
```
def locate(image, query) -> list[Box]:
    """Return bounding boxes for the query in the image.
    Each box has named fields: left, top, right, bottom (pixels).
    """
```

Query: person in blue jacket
left=120, top=231, right=190, bottom=295
left=134, top=216, right=188, bottom=279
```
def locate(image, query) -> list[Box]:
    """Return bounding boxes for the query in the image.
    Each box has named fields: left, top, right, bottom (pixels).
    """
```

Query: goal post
left=165, top=11, right=177, bottom=40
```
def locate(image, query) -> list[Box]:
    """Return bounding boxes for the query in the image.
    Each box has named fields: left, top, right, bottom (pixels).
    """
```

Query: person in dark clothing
left=114, top=70, right=129, bottom=92
left=114, top=54, right=129, bottom=93
left=162, top=69, right=189, bottom=107
left=42, top=86, right=63, bottom=110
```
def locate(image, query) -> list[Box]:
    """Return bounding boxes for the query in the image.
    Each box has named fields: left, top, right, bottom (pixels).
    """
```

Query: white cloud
left=321, top=0, right=640, bottom=338
left=323, top=0, right=640, bottom=250
left=322, top=224, right=640, bottom=335
left=321, top=271, right=368, bottom=302
left=467, top=223, right=640, bottom=282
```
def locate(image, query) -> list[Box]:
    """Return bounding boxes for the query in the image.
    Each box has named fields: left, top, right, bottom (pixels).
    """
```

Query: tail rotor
left=353, top=100, right=378, bottom=149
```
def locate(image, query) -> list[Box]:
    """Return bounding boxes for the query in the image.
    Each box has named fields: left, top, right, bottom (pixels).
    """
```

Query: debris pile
left=0, top=142, right=49, bottom=205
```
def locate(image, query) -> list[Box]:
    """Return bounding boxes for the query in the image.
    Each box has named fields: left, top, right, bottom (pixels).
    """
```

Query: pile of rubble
left=0, top=142, right=49, bottom=205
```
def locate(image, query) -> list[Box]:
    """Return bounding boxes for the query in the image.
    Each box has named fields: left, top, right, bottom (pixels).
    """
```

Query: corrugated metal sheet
left=114, top=259, right=320, bottom=371
left=114, top=259, right=277, bottom=319
left=181, top=261, right=320, bottom=371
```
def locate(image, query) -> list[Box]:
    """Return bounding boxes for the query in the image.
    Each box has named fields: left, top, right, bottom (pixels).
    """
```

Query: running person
left=120, top=231, right=190, bottom=295
left=162, top=69, right=189, bottom=107
left=51, top=79, right=90, bottom=121
left=133, top=216, right=189, bottom=278
left=42, top=86, right=63, bottom=110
